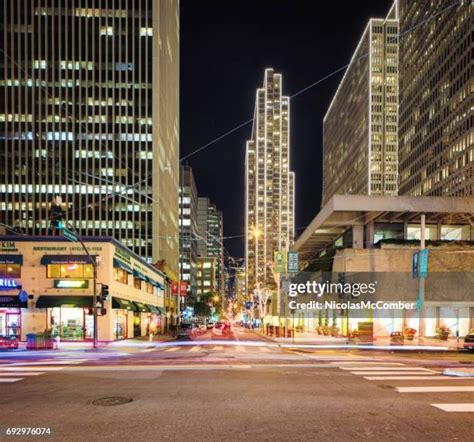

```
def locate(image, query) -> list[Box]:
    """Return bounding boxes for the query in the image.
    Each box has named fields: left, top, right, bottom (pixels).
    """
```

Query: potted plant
left=403, top=327, right=416, bottom=341
left=436, top=326, right=450, bottom=340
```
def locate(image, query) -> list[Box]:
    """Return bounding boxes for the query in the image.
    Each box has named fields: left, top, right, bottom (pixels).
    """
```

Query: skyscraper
left=197, top=197, right=224, bottom=295
left=398, top=0, right=473, bottom=196
left=322, top=5, right=399, bottom=205
left=0, top=0, right=179, bottom=275
left=179, top=165, right=198, bottom=298
left=245, top=68, right=295, bottom=294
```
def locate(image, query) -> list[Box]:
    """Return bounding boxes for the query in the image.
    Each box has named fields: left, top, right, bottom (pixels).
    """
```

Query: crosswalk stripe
left=397, top=386, right=474, bottom=393
left=331, top=361, right=402, bottom=365
left=259, top=347, right=271, bottom=353
left=340, top=367, right=435, bottom=372
left=364, top=376, right=474, bottom=381
left=0, top=378, right=22, bottom=383
left=212, top=346, right=224, bottom=351
left=351, top=371, right=436, bottom=376
left=164, top=347, right=180, bottom=352
left=189, top=346, right=201, bottom=352
left=1, top=360, right=86, bottom=366
left=235, top=346, right=246, bottom=353
left=0, top=372, right=45, bottom=376
left=431, top=403, right=474, bottom=412
left=0, top=367, right=63, bottom=371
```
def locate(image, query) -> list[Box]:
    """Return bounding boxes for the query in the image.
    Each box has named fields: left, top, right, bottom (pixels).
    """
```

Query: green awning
left=112, top=297, right=137, bottom=311
left=113, top=258, right=133, bottom=274
left=133, top=301, right=150, bottom=312
left=146, top=304, right=159, bottom=313
left=36, top=295, right=92, bottom=308
left=0, top=254, right=23, bottom=265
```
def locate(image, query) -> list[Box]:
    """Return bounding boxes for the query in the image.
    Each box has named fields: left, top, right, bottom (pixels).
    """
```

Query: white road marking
left=1, top=360, right=86, bottom=366
left=340, top=367, right=435, bottom=372
left=363, top=376, right=474, bottom=381
left=431, top=403, right=474, bottom=412
left=189, top=346, right=201, bottom=352
left=0, top=378, right=23, bottom=383
left=259, top=347, right=271, bottom=353
left=0, top=367, right=63, bottom=371
left=331, top=361, right=403, bottom=366
left=164, top=347, right=180, bottom=352
left=352, top=371, right=436, bottom=376
left=0, top=372, right=45, bottom=376
left=235, top=346, right=246, bottom=353
left=212, top=346, right=224, bottom=351
left=397, top=386, right=474, bottom=393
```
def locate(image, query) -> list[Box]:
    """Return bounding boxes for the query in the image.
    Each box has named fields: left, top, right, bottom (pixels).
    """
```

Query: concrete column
left=365, top=221, right=375, bottom=248
left=352, top=225, right=364, bottom=249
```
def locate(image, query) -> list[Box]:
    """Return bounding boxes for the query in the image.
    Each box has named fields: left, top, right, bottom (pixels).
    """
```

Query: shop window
left=113, top=267, right=129, bottom=284
left=47, top=263, right=94, bottom=278
left=0, top=263, right=21, bottom=278
left=407, top=225, right=438, bottom=241
left=146, top=282, right=154, bottom=294
left=133, top=277, right=142, bottom=289
left=440, top=225, right=470, bottom=241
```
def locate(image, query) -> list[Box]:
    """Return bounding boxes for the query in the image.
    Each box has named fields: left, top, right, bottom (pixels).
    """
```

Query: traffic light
left=50, top=204, right=64, bottom=230
left=100, top=284, right=110, bottom=302
left=85, top=307, right=94, bottom=315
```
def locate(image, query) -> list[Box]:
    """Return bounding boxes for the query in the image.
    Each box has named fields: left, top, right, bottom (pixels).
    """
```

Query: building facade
left=245, top=68, right=295, bottom=295
left=398, top=0, right=473, bottom=197
left=196, top=256, right=218, bottom=297
left=0, top=1, right=180, bottom=276
left=197, top=197, right=224, bottom=295
left=322, top=6, right=399, bottom=205
left=179, top=166, right=198, bottom=298
left=0, top=236, right=179, bottom=342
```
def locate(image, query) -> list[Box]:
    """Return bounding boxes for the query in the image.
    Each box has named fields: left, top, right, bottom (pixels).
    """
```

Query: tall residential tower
left=0, top=0, right=180, bottom=276
left=245, top=69, right=295, bottom=294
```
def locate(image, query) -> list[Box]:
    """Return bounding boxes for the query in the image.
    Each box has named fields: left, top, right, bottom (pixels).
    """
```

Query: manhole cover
left=376, top=384, right=394, bottom=390
left=91, top=397, right=133, bottom=407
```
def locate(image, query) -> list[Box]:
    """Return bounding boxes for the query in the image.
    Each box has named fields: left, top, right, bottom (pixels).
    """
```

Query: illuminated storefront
left=0, top=236, right=167, bottom=342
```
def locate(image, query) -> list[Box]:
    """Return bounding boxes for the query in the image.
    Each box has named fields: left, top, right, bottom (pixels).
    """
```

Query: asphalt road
left=1, top=327, right=473, bottom=441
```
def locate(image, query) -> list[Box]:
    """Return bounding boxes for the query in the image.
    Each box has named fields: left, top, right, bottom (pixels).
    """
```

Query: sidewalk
left=13, top=335, right=175, bottom=352
left=254, top=329, right=465, bottom=350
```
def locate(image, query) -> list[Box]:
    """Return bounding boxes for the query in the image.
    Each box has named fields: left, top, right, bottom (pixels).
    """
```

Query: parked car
left=213, top=321, right=232, bottom=336
left=463, top=333, right=474, bottom=352
left=0, top=335, right=19, bottom=350
left=176, top=323, right=197, bottom=340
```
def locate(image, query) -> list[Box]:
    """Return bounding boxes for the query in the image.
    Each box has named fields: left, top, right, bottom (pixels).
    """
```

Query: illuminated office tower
left=0, top=1, right=180, bottom=275
left=398, top=0, right=473, bottom=196
left=197, top=197, right=224, bottom=295
left=322, top=5, right=399, bottom=204
left=245, top=69, right=295, bottom=293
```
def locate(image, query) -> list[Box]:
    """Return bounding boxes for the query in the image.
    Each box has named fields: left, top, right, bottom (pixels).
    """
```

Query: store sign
left=274, top=251, right=288, bottom=273
left=0, top=278, right=18, bottom=289
left=287, top=251, right=299, bottom=273
left=171, top=281, right=188, bottom=296
left=54, top=280, right=89, bottom=289
left=0, top=295, right=27, bottom=308
left=0, top=241, right=18, bottom=252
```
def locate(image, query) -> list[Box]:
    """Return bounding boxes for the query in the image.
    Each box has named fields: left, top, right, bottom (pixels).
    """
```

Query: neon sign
left=0, top=279, right=18, bottom=289
left=54, top=280, right=89, bottom=289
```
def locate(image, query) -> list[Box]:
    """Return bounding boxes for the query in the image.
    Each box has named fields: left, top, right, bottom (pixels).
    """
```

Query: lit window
left=140, top=27, right=153, bottom=37
left=100, top=26, right=113, bottom=36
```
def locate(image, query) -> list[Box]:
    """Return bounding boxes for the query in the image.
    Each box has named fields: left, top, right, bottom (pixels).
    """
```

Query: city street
left=1, top=327, right=473, bottom=441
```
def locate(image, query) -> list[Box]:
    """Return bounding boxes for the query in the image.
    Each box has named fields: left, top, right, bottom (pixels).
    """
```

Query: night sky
left=180, top=0, right=393, bottom=257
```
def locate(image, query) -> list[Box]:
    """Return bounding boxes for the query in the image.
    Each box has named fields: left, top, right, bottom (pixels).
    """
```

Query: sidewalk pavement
left=14, top=335, right=175, bottom=352
left=253, top=329, right=466, bottom=350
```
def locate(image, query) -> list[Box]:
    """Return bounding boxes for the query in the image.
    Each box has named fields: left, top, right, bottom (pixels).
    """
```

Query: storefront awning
left=146, top=304, right=165, bottom=314
left=113, top=258, right=133, bottom=274
left=40, top=255, right=96, bottom=265
left=36, top=296, right=92, bottom=308
left=133, top=301, right=150, bottom=312
left=0, top=255, right=23, bottom=265
left=112, top=297, right=137, bottom=311
left=132, top=269, right=148, bottom=281
left=0, top=295, right=27, bottom=308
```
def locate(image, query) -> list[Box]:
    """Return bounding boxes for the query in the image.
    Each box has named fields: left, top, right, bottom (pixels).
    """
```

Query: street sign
left=171, top=281, right=188, bottom=296
left=245, top=301, right=251, bottom=310
left=287, top=251, right=299, bottom=273
left=412, top=251, right=419, bottom=279
left=18, top=289, right=29, bottom=302
left=62, top=228, right=78, bottom=243
left=419, top=249, right=429, bottom=278
left=274, top=251, right=287, bottom=273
